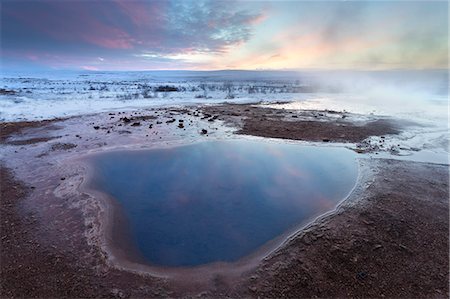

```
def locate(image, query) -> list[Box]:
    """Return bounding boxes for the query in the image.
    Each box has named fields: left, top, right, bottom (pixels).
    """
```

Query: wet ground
left=202, top=103, right=401, bottom=144
left=0, top=103, right=448, bottom=298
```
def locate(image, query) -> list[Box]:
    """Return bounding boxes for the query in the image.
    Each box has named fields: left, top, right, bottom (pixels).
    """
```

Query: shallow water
left=88, top=140, right=358, bottom=267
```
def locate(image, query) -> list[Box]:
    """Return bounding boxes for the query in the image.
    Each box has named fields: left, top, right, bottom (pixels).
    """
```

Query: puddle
left=86, top=140, right=358, bottom=267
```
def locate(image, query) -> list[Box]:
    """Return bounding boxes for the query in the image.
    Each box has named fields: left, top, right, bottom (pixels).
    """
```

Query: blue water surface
left=89, top=140, right=357, bottom=267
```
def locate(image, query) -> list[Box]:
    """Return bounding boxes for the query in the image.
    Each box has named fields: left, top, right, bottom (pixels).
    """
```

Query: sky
left=1, top=0, right=448, bottom=71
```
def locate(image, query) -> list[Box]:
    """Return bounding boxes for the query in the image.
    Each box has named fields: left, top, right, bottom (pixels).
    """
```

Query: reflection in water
left=89, top=140, right=357, bottom=267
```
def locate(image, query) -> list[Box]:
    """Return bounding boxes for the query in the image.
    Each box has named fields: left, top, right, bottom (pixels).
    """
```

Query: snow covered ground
left=1, top=69, right=446, bottom=122
left=0, top=70, right=317, bottom=121
left=1, top=69, right=448, bottom=164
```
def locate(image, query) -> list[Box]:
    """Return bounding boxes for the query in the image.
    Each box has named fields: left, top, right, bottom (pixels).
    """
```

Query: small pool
left=87, top=140, right=358, bottom=267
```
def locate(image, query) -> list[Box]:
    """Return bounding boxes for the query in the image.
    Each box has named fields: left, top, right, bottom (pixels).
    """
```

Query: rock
left=155, top=85, right=179, bottom=92
left=322, top=138, right=330, bottom=142
left=111, top=288, right=125, bottom=298
left=51, top=143, right=77, bottom=151
left=131, top=122, right=140, bottom=126
left=363, top=220, right=374, bottom=225
left=201, top=129, right=208, bottom=135
left=122, top=117, right=131, bottom=123
left=166, top=119, right=176, bottom=123
left=302, top=236, right=311, bottom=245
left=1, top=88, right=18, bottom=95
left=399, top=244, right=410, bottom=251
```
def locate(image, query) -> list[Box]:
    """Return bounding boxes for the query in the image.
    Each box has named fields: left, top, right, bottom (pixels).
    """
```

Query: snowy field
left=1, top=69, right=448, bottom=164
left=0, top=70, right=317, bottom=121
left=1, top=70, right=447, bottom=123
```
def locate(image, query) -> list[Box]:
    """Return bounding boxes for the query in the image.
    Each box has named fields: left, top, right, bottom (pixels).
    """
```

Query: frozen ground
left=0, top=70, right=318, bottom=121
left=1, top=69, right=448, bottom=164
left=1, top=70, right=446, bottom=121
left=262, top=94, right=448, bottom=165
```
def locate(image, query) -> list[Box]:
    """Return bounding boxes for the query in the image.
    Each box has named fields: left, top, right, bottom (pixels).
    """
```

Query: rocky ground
left=202, top=103, right=401, bottom=143
left=0, top=103, right=448, bottom=298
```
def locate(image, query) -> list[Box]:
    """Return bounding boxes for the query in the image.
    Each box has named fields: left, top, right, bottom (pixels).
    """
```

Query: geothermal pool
left=87, top=140, right=358, bottom=267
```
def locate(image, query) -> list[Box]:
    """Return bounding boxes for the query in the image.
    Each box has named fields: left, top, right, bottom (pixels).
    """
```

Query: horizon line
left=2, top=67, right=448, bottom=73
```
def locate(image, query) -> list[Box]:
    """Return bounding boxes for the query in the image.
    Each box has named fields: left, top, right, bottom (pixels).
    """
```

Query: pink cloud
left=3, top=1, right=269, bottom=70
left=114, top=0, right=154, bottom=26
left=26, top=54, right=39, bottom=61
left=82, top=65, right=99, bottom=71
left=245, top=11, right=268, bottom=25
left=80, top=28, right=133, bottom=50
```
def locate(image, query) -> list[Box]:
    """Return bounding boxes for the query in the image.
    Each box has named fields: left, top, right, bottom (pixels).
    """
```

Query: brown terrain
left=202, top=104, right=401, bottom=143
left=1, top=120, right=57, bottom=143
left=0, top=104, right=448, bottom=298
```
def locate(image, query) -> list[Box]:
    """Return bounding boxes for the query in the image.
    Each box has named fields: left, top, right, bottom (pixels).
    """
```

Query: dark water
left=88, top=140, right=357, bottom=267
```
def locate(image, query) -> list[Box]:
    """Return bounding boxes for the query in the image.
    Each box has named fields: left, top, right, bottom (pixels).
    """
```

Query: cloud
left=82, top=65, right=100, bottom=71
left=2, top=0, right=262, bottom=58
left=1, top=0, right=446, bottom=70
left=113, top=0, right=156, bottom=27
left=228, top=1, right=448, bottom=70
left=129, top=0, right=263, bottom=54
left=314, top=2, right=448, bottom=69
left=2, top=1, right=135, bottom=50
